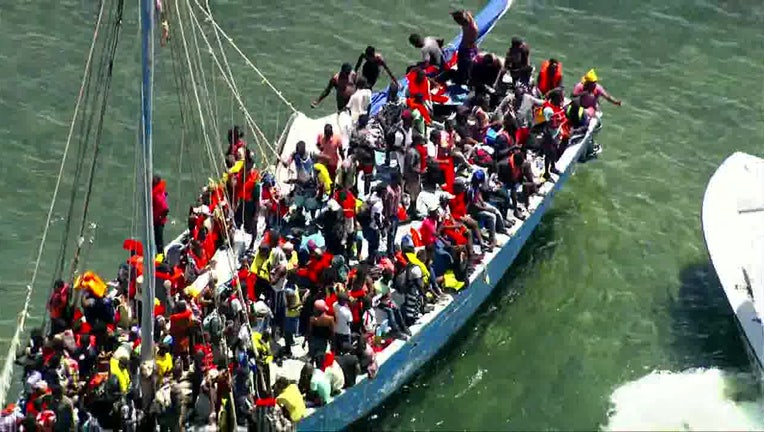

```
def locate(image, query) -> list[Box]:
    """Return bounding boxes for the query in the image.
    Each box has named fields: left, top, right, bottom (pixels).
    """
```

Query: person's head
left=296, top=140, right=306, bottom=155
left=152, top=175, right=162, bottom=187
left=227, top=126, right=244, bottom=145
left=337, top=292, right=349, bottom=306
left=471, top=168, right=486, bottom=186
left=273, top=376, right=290, bottom=396
left=298, top=363, right=314, bottom=393
left=356, top=76, right=368, bottom=90
left=483, top=53, right=495, bottom=66
left=408, top=33, right=423, bottom=48
left=451, top=10, right=467, bottom=25
left=502, top=114, right=517, bottom=133
left=474, top=93, right=489, bottom=111
left=268, top=229, right=280, bottom=248
left=511, top=37, right=523, bottom=48
left=313, top=299, right=327, bottom=317
left=429, top=129, right=441, bottom=145
left=445, top=119, right=455, bottom=132
left=401, top=109, right=413, bottom=128
left=364, top=45, right=376, bottom=58
left=548, top=88, right=564, bottom=106
left=582, top=68, right=598, bottom=90
left=324, top=123, right=334, bottom=137
left=387, top=81, right=400, bottom=102
left=340, top=62, right=353, bottom=76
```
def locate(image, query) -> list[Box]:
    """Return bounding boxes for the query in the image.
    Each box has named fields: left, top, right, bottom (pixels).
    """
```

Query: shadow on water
left=349, top=207, right=566, bottom=431
left=667, top=261, right=750, bottom=370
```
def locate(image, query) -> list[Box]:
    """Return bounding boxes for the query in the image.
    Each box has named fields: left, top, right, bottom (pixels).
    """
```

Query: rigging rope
left=185, top=2, right=279, bottom=161
left=0, top=0, right=108, bottom=405
left=55, top=0, right=124, bottom=282
left=70, top=0, right=126, bottom=278
left=190, top=0, right=298, bottom=115
left=173, top=0, right=223, bottom=183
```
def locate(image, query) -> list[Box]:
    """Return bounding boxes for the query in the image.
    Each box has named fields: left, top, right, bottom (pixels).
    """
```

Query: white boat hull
left=701, top=152, right=764, bottom=381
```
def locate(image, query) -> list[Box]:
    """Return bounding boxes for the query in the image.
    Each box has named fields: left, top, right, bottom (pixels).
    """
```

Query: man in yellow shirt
left=314, top=162, right=333, bottom=198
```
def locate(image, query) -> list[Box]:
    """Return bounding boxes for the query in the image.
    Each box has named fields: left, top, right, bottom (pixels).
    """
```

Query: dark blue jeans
left=386, top=216, right=399, bottom=258
left=363, top=225, right=380, bottom=263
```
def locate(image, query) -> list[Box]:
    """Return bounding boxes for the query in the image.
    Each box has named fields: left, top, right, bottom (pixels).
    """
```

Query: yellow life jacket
left=404, top=252, right=430, bottom=286
left=75, top=271, right=108, bottom=298
left=276, top=383, right=307, bottom=422
left=251, top=332, right=273, bottom=364
left=155, top=352, right=173, bottom=381
left=109, top=357, right=130, bottom=393
left=251, top=250, right=270, bottom=280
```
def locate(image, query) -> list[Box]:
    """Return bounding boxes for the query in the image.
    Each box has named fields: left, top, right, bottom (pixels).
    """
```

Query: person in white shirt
left=346, top=76, right=372, bottom=126
left=333, top=292, right=353, bottom=350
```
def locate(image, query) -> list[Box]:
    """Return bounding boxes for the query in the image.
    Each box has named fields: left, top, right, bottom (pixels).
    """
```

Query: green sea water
left=1, top=0, right=763, bottom=429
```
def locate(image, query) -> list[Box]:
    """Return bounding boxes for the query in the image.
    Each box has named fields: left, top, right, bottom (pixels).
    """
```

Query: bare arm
left=601, top=89, right=622, bottom=106
left=312, top=78, right=335, bottom=108
left=379, top=57, right=398, bottom=84
left=354, top=54, right=364, bottom=72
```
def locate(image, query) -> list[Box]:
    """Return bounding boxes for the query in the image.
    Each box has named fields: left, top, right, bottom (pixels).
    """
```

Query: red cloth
left=438, top=157, right=455, bottom=193
left=516, top=127, right=530, bottom=146
left=321, top=351, right=335, bottom=371
left=419, top=216, right=438, bottom=247
left=335, top=189, right=357, bottom=218
left=449, top=192, right=468, bottom=219
left=152, top=180, right=169, bottom=225
left=325, top=293, right=337, bottom=317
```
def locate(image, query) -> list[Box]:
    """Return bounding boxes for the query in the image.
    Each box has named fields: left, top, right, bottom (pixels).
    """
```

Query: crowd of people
left=0, top=8, right=620, bottom=432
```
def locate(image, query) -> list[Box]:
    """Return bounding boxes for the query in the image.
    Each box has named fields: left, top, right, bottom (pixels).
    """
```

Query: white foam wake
left=602, top=368, right=764, bottom=431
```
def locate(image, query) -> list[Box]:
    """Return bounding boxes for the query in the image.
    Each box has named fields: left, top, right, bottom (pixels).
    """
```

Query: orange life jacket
left=407, top=70, right=431, bottom=103
left=537, top=60, right=563, bottom=95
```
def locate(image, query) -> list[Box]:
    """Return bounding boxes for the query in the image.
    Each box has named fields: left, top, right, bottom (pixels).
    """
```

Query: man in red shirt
left=334, top=187, right=358, bottom=257
left=419, top=206, right=440, bottom=248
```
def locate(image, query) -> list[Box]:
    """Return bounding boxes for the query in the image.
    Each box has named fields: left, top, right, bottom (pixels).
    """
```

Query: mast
left=139, top=0, right=156, bottom=363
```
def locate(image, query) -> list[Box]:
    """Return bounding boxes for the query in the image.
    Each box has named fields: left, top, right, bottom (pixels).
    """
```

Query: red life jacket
left=48, top=284, right=69, bottom=320
left=537, top=60, right=563, bottom=95
left=449, top=191, right=468, bottom=219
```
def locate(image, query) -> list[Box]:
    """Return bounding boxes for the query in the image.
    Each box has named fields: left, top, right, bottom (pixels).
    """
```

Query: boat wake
left=602, top=368, right=764, bottom=431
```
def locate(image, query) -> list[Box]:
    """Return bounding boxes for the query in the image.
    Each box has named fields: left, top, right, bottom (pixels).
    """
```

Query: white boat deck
left=702, top=152, right=764, bottom=373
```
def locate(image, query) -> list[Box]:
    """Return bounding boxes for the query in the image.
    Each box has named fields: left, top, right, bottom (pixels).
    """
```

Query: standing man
left=312, top=63, right=358, bottom=112
left=152, top=175, right=169, bottom=254
left=408, top=33, right=445, bottom=71
left=451, top=10, right=478, bottom=85
left=354, top=46, right=397, bottom=89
